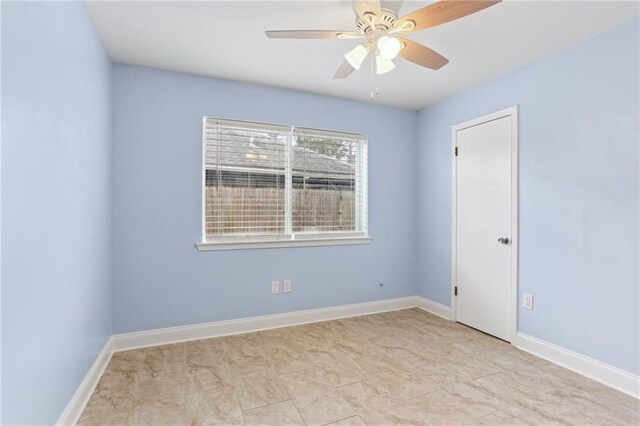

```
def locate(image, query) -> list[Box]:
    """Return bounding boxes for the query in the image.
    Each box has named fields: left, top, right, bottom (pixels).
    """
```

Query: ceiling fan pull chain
left=370, top=53, right=374, bottom=99
left=370, top=53, right=378, bottom=100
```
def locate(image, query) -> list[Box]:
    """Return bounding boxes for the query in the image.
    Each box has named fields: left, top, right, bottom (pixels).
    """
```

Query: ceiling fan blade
left=352, top=0, right=382, bottom=20
left=333, top=60, right=356, bottom=79
left=398, top=38, right=449, bottom=70
left=265, top=30, right=359, bottom=39
left=396, top=0, right=501, bottom=32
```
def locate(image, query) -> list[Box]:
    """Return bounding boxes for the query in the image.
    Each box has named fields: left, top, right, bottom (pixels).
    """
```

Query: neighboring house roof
left=205, top=130, right=355, bottom=179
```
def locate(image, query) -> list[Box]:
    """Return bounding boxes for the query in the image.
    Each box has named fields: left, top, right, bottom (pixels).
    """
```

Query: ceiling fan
left=266, top=0, right=502, bottom=79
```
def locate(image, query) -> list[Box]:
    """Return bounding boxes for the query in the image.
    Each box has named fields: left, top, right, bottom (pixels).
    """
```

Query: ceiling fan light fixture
left=375, top=55, right=396, bottom=75
left=377, top=36, right=403, bottom=60
left=265, top=0, right=503, bottom=83
left=344, top=44, right=370, bottom=70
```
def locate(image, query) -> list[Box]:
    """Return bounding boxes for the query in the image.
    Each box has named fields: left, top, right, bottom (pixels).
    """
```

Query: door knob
left=498, top=237, right=510, bottom=245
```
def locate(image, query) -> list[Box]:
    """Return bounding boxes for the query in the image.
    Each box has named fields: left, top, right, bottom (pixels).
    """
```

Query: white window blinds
left=203, top=117, right=368, bottom=243
left=292, top=128, right=368, bottom=237
left=204, top=119, right=290, bottom=238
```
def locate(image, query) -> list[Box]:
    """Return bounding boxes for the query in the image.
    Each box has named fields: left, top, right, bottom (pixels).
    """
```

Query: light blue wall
left=112, top=64, right=419, bottom=333
left=0, top=2, right=3, bottom=422
left=417, top=18, right=639, bottom=374
left=1, top=4, right=637, bottom=423
left=1, top=2, right=112, bottom=424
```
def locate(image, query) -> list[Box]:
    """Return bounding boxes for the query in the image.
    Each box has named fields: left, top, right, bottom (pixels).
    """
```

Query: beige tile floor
left=78, top=308, right=640, bottom=425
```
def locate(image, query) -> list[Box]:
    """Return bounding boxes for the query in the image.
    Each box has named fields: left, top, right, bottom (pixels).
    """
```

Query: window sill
left=196, top=236, right=373, bottom=251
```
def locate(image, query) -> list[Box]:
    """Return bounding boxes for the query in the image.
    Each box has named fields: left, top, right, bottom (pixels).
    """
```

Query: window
left=198, top=117, right=370, bottom=250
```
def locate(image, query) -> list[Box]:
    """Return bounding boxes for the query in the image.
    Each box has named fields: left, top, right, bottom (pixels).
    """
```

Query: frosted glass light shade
left=377, top=36, right=402, bottom=60
left=375, top=56, right=396, bottom=75
left=344, top=44, right=369, bottom=70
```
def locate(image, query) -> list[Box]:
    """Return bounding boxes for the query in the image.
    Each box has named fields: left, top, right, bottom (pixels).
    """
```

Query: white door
left=455, top=114, right=514, bottom=342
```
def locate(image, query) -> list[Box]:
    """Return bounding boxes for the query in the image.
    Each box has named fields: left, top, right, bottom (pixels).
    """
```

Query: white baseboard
left=56, top=297, right=639, bottom=426
left=110, top=296, right=417, bottom=352
left=414, top=295, right=453, bottom=320
left=416, top=300, right=640, bottom=400
left=56, top=337, right=113, bottom=426
left=514, top=332, right=640, bottom=399
left=57, top=296, right=416, bottom=424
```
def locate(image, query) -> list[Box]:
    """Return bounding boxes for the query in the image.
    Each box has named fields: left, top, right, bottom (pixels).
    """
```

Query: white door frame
left=451, top=105, right=519, bottom=342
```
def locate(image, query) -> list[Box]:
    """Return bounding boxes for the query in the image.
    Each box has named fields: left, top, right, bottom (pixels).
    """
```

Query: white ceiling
left=85, top=1, right=639, bottom=110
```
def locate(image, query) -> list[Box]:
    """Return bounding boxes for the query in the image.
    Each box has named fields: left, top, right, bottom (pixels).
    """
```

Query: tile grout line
left=276, top=371, right=307, bottom=426
left=261, top=335, right=308, bottom=426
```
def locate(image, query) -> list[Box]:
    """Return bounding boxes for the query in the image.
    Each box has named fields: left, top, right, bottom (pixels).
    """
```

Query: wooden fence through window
left=205, top=185, right=356, bottom=235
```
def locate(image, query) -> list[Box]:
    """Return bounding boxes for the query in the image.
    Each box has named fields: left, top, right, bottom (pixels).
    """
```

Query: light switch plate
left=522, top=293, right=533, bottom=310
left=283, top=280, right=292, bottom=293
left=271, top=281, right=280, bottom=294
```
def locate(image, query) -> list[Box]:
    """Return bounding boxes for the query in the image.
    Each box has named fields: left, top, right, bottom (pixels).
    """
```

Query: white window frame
left=197, top=117, right=372, bottom=251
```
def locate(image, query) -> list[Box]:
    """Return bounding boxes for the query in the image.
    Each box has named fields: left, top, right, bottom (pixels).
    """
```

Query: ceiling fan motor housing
left=356, top=8, right=397, bottom=35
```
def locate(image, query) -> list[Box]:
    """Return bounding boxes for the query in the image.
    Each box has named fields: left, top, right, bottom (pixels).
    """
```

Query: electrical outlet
left=271, top=281, right=280, bottom=294
left=522, top=293, right=534, bottom=310
left=283, top=280, right=292, bottom=293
